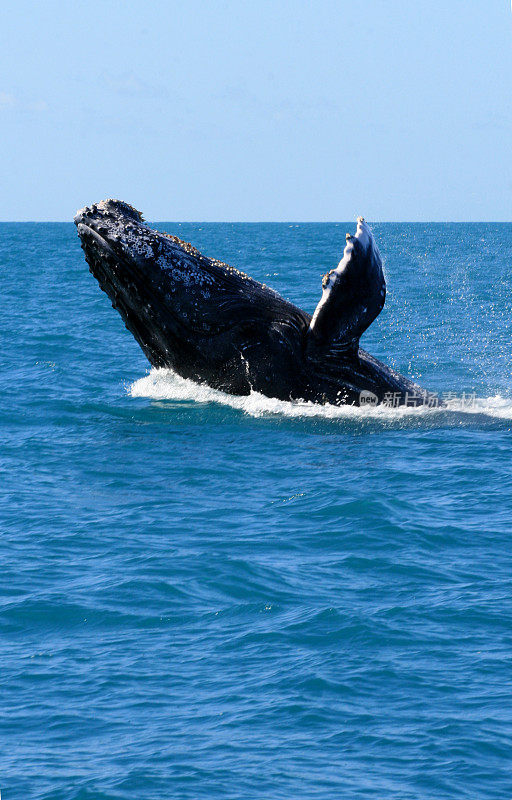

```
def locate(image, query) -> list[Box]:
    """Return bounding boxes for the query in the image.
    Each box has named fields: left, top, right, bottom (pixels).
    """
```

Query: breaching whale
left=75, top=199, right=436, bottom=406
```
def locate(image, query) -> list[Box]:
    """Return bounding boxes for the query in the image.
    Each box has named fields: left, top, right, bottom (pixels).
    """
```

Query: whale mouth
left=76, top=222, right=115, bottom=257
left=75, top=208, right=178, bottom=367
left=76, top=220, right=127, bottom=300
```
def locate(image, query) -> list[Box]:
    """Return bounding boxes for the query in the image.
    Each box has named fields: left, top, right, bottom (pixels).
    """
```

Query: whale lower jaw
left=77, top=221, right=182, bottom=368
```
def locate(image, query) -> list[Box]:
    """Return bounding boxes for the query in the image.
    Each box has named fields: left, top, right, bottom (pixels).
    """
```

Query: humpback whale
left=75, top=199, right=436, bottom=406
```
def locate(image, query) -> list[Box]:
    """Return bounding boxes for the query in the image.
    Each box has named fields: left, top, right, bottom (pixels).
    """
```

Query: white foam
left=129, top=368, right=512, bottom=421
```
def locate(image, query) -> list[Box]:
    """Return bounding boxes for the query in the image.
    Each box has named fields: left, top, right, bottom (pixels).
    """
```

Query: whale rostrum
left=75, top=199, right=436, bottom=406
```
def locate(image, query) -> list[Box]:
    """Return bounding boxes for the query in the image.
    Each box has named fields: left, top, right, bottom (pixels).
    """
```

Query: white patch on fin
left=309, top=217, right=374, bottom=333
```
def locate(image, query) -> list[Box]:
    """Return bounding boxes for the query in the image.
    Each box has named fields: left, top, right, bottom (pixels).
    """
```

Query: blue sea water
left=1, top=221, right=512, bottom=800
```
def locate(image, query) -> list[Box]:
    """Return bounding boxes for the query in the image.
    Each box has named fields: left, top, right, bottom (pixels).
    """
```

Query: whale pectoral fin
left=307, top=218, right=385, bottom=357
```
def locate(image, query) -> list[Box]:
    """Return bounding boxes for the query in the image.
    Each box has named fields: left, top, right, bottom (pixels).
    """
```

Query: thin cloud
left=103, top=72, right=171, bottom=100
left=0, top=92, right=48, bottom=112
left=0, top=92, right=16, bottom=107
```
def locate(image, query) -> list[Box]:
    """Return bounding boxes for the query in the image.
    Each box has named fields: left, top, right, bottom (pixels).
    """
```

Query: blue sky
left=1, top=1, right=511, bottom=221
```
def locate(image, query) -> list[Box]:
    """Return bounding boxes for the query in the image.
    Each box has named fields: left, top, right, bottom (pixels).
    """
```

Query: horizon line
left=1, top=219, right=511, bottom=225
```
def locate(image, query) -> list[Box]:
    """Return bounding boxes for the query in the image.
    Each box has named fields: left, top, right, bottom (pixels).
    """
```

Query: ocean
left=1, top=222, right=512, bottom=799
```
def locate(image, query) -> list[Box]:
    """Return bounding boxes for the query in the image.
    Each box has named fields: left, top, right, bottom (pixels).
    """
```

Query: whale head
left=75, top=199, right=308, bottom=392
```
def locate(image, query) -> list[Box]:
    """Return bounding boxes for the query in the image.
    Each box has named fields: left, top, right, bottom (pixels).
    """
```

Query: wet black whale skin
left=75, top=200, right=434, bottom=406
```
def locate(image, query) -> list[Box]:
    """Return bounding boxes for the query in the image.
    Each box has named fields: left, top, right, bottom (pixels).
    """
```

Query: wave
left=129, top=369, right=512, bottom=421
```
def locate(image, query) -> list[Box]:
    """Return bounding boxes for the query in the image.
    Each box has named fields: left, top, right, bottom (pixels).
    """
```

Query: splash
left=129, top=369, right=512, bottom=421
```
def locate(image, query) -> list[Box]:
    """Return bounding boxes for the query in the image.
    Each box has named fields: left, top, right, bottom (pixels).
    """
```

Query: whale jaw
left=75, top=206, right=181, bottom=368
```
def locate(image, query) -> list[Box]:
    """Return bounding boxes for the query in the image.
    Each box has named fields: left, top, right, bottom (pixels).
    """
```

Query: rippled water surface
left=1, top=222, right=512, bottom=799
